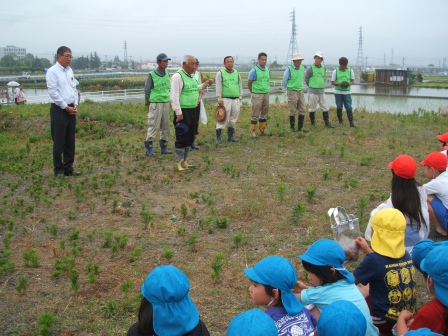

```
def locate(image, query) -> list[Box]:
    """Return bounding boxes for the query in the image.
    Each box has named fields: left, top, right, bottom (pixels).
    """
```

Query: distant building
left=139, top=62, right=157, bottom=70
left=0, top=45, right=27, bottom=59
left=375, top=67, right=410, bottom=85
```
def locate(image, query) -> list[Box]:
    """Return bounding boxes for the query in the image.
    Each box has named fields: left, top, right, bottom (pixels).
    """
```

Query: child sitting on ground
left=244, top=255, right=317, bottom=336
left=395, top=242, right=448, bottom=335
left=226, top=308, right=278, bottom=336
left=437, top=132, right=448, bottom=156
left=317, top=300, right=367, bottom=336
left=295, top=238, right=378, bottom=336
left=354, top=208, right=417, bottom=336
left=420, top=152, right=448, bottom=238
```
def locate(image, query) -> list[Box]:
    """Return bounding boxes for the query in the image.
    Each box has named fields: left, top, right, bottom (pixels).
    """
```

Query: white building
left=0, top=45, right=27, bottom=59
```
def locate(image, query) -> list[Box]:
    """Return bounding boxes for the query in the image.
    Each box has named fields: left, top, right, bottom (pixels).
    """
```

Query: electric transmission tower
left=123, top=40, right=129, bottom=69
left=356, top=26, right=364, bottom=70
left=286, top=8, right=298, bottom=65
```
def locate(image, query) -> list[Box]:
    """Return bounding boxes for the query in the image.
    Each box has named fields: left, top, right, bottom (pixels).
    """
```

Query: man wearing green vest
left=305, top=51, right=334, bottom=128
left=215, top=56, right=243, bottom=143
left=170, top=54, right=213, bottom=171
left=331, top=57, right=356, bottom=127
left=283, top=52, right=308, bottom=132
left=143, top=53, right=172, bottom=157
left=248, top=52, right=271, bottom=139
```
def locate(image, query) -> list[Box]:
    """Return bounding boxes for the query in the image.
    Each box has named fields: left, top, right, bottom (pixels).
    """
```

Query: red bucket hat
left=420, top=152, right=448, bottom=171
left=437, top=132, right=448, bottom=143
left=388, top=155, right=417, bottom=179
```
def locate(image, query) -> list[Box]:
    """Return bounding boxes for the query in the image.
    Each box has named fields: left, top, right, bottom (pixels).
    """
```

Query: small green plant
left=277, top=183, right=286, bottom=203
left=358, top=197, right=367, bottom=224
left=323, top=170, right=330, bottom=180
left=345, top=177, right=359, bottom=189
left=186, top=233, right=198, bottom=252
left=211, top=252, right=224, bottom=282
left=215, top=217, right=229, bottom=229
left=177, top=226, right=186, bottom=236
left=23, top=248, right=40, bottom=268
left=49, top=222, right=57, bottom=238
left=360, top=155, right=373, bottom=166
left=52, top=256, right=75, bottom=278
left=306, top=187, right=316, bottom=203
left=37, top=312, right=55, bottom=336
left=340, top=145, right=345, bottom=158
left=121, top=279, right=133, bottom=294
left=233, top=233, right=245, bottom=247
left=70, top=267, right=80, bottom=292
left=3, top=231, right=13, bottom=250
left=103, top=230, right=113, bottom=248
left=163, top=247, right=174, bottom=261
left=85, top=263, right=100, bottom=284
left=130, top=246, right=142, bottom=262
left=68, top=229, right=80, bottom=242
left=0, top=251, right=15, bottom=276
left=180, top=203, right=187, bottom=218
left=292, top=202, right=306, bottom=225
left=59, top=238, right=66, bottom=250
left=15, top=275, right=28, bottom=293
left=103, top=300, right=118, bottom=319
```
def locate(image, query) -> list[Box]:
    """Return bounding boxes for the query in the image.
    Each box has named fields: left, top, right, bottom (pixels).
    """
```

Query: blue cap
left=226, top=308, right=278, bottom=336
left=175, top=122, right=188, bottom=136
left=298, top=239, right=354, bottom=284
left=420, top=246, right=448, bottom=306
left=244, top=256, right=303, bottom=315
left=317, top=300, right=367, bottom=336
left=405, top=328, right=443, bottom=335
left=412, top=239, right=448, bottom=272
left=141, top=265, right=200, bottom=335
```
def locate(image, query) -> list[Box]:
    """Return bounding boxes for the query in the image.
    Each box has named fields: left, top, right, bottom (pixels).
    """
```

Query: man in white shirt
left=46, top=46, right=80, bottom=177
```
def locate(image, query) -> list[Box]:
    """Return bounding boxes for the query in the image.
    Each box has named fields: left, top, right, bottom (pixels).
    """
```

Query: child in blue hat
left=226, top=308, right=278, bottom=336
left=317, top=300, right=367, bottom=336
left=243, top=256, right=316, bottom=336
left=395, top=244, right=448, bottom=335
left=296, top=238, right=378, bottom=336
left=405, top=329, right=442, bottom=336
left=127, top=265, right=210, bottom=336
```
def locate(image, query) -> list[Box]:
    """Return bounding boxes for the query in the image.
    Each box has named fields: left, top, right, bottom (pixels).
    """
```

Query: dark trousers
left=173, top=107, right=196, bottom=148
left=193, top=104, right=200, bottom=135
left=50, top=103, right=76, bottom=175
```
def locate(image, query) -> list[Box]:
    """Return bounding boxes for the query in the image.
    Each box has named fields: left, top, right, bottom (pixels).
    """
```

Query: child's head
left=141, top=265, right=200, bottom=335
left=226, top=308, right=278, bottom=336
left=244, top=256, right=303, bottom=316
left=420, top=152, right=447, bottom=179
left=317, top=300, right=367, bottom=336
left=437, top=132, right=448, bottom=150
left=388, top=154, right=417, bottom=180
left=420, top=246, right=448, bottom=307
left=412, top=239, right=448, bottom=272
left=298, top=239, right=354, bottom=285
left=370, top=208, right=406, bottom=258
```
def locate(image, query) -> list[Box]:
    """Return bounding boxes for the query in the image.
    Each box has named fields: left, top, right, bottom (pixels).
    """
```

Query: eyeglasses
left=61, top=54, right=73, bottom=59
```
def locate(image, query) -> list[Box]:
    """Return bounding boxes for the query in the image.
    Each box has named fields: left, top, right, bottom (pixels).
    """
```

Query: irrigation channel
left=4, top=84, right=448, bottom=114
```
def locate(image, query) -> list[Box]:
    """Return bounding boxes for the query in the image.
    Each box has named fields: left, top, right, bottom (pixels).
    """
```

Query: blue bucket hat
left=226, top=308, right=278, bottom=336
left=317, top=300, right=367, bottom=336
left=244, top=256, right=303, bottom=315
left=405, top=328, right=443, bottom=335
left=412, top=239, right=448, bottom=272
left=298, top=239, right=354, bottom=284
left=141, top=265, right=200, bottom=335
left=175, top=122, right=188, bottom=137
left=420, top=246, right=448, bottom=306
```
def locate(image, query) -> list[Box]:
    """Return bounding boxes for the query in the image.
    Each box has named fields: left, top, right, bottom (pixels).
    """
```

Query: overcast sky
left=2, top=0, right=447, bottom=67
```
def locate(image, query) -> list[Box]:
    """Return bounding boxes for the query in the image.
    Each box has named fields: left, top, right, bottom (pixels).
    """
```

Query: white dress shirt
left=46, top=62, right=78, bottom=109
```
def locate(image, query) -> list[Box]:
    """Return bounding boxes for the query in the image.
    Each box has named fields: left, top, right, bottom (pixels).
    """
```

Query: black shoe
left=64, top=171, right=82, bottom=176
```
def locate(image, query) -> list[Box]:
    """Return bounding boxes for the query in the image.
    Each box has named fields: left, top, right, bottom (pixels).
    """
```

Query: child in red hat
left=436, top=132, right=448, bottom=156
left=420, top=152, right=448, bottom=238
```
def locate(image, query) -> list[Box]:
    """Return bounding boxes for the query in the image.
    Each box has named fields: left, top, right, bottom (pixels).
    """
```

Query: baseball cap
left=413, top=239, right=448, bottom=272
left=317, top=300, right=367, bottom=336
left=226, top=309, right=278, bottom=336
left=420, top=152, right=448, bottom=171
left=370, top=208, right=406, bottom=258
left=420, top=246, right=448, bottom=306
left=141, top=265, right=200, bottom=335
left=437, top=132, right=448, bottom=143
left=405, top=328, right=443, bottom=335
left=388, top=155, right=417, bottom=179
left=298, top=239, right=355, bottom=284
left=175, top=122, right=188, bottom=137
left=156, top=53, right=171, bottom=61
left=314, top=51, right=324, bottom=59
left=244, top=256, right=303, bottom=315
left=291, top=53, right=304, bottom=61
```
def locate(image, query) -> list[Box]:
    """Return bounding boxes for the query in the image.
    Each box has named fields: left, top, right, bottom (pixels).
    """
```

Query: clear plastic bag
left=328, top=206, right=360, bottom=262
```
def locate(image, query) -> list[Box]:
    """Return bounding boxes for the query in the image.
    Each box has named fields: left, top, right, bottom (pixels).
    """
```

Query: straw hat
left=291, top=53, right=304, bottom=61
left=215, top=105, right=227, bottom=124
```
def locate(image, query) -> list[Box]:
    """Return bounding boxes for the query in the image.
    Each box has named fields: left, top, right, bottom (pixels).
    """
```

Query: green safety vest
left=149, top=70, right=170, bottom=103
left=308, top=64, right=326, bottom=89
left=335, top=67, right=352, bottom=91
left=221, top=69, right=240, bottom=98
left=252, top=65, right=270, bottom=94
left=286, top=65, right=304, bottom=91
left=178, top=70, right=199, bottom=108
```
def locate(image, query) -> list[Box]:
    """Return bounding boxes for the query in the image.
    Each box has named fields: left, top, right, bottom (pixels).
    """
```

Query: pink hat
left=420, top=152, right=448, bottom=171
left=388, top=155, right=417, bottom=179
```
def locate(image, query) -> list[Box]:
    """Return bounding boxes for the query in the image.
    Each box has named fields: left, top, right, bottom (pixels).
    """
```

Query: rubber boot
left=323, top=111, right=335, bottom=128
left=227, top=127, right=239, bottom=142
left=175, top=149, right=187, bottom=171
left=144, top=141, right=156, bottom=157
left=298, top=115, right=309, bottom=132
left=309, top=112, right=316, bottom=127
left=159, top=140, right=172, bottom=154
left=259, top=119, right=272, bottom=136
left=347, top=109, right=356, bottom=127
left=250, top=121, right=258, bottom=139
left=289, top=116, right=296, bottom=132
left=216, top=129, right=222, bottom=143
left=337, top=109, right=343, bottom=126
left=191, top=136, right=199, bottom=150
left=183, top=147, right=196, bottom=168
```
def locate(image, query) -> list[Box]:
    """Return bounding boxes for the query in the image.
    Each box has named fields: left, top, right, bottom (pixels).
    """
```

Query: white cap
left=314, top=51, right=324, bottom=59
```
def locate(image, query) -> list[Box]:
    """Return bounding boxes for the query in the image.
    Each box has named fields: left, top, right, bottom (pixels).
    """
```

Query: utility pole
left=123, top=40, right=129, bottom=69
left=356, top=26, right=364, bottom=70
left=285, top=8, right=298, bottom=66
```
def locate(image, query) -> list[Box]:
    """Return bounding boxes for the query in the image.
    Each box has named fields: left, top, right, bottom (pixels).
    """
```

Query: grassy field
left=0, top=100, right=446, bottom=335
